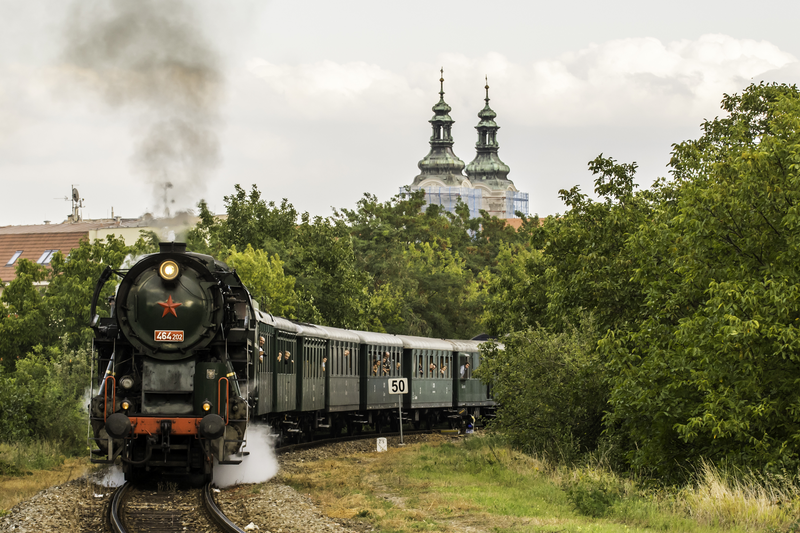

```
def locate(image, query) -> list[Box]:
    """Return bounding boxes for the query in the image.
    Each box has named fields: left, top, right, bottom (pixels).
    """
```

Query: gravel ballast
left=0, top=434, right=440, bottom=532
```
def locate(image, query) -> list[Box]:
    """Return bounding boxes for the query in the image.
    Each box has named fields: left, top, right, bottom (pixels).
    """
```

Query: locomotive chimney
left=159, top=242, right=187, bottom=253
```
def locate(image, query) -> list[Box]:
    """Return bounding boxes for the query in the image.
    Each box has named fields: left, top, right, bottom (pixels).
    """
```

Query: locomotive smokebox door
left=141, top=359, right=195, bottom=415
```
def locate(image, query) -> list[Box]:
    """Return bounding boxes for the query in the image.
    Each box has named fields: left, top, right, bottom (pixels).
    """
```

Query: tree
left=0, top=260, right=53, bottom=371
left=226, top=244, right=300, bottom=318
left=475, top=318, right=606, bottom=460
left=481, top=155, right=656, bottom=338
left=603, top=83, right=800, bottom=477
left=480, top=243, right=548, bottom=336
left=47, top=235, right=129, bottom=351
left=382, top=241, right=482, bottom=338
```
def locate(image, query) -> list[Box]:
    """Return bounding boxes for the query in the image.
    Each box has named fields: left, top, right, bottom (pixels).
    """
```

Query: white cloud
left=521, top=34, right=796, bottom=125
left=245, top=34, right=796, bottom=130
left=246, top=58, right=421, bottom=118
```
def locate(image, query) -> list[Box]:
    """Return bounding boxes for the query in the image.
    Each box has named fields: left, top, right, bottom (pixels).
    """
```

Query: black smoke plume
left=62, top=0, right=222, bottom=215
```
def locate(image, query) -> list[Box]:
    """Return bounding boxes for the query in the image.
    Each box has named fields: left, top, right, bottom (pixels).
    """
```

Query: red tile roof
left=0, top=232, right=89, bottom=284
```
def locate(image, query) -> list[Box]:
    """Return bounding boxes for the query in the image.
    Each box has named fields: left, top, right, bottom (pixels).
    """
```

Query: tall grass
left=677, top=460, right=800, bottom=531
left=0, top=440, right=68, bottom=473
left=454, top=435, right=800, bottom=532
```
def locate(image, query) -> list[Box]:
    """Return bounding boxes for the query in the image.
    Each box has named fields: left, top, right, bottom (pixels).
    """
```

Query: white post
left=398, top=395, right=404, bottom=445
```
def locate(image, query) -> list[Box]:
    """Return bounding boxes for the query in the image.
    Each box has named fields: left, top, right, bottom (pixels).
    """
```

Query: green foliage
left=334, top=190, right=531, bottom=337
left=481, top=154, right=657, bottom=340
left=603, top=83, right=800, bottom=478
left=226, top=244, right=299, bottom=318
left=292, top=213, right=374, bottom=330
left=382, top=241, right=482, bottom=338
left=475, top=319, right=607, bottom=459
left=480, top=243, right=548, bottom=336
left=128, top=229, right=160, bottom=257
left=537, top=155, right=654, bottom=334
left=47, top=235, right=129, bottom=350
left=0, top=344, right=90, bottom=452
left=562, top=471, right=624, bottom=518
left=0, top=260, right=53, bottom=372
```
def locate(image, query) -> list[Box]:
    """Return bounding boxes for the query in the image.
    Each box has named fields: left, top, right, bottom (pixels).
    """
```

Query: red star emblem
left=157, top=295, right=182, bottom=318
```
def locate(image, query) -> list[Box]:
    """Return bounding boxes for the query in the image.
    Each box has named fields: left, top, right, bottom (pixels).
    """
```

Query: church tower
left=411, top=69, right=470, bottom=189
left=465, top=78, right=513, bottom=189
left=465, top=78, right=521, bottom=217
left=403, top=73, right=528, bottom=219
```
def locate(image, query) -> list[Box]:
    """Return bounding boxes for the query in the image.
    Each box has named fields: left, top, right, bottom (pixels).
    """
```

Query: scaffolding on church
left=505, top=191, right=529, bottom=218
left=400, top=186, right=483, bottom=219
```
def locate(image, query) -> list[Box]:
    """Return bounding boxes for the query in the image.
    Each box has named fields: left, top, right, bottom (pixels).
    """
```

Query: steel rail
left=108, top=482, right=130, bottom=533
left=204, top=482, right=247, bottom=533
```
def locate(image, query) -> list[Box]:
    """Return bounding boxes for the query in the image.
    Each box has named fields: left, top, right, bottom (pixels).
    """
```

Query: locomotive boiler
left=88, top=242, right=253, bottom=481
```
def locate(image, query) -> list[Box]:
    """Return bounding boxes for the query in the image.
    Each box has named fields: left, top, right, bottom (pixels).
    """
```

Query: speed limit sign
left=388, top=378, right=408, bottom=395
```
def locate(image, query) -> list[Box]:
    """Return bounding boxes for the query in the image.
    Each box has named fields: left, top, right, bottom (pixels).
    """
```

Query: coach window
left=332, top=344, right=338, bottom=377
left=370, top=349, right=378, bottom=376
left=349, top=345, right=354, bottom=376
left=345, top=346, right=351, bottom=376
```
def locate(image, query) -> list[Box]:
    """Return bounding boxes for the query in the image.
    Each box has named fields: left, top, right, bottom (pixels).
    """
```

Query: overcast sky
left=1, top=0, right=799, bottom=227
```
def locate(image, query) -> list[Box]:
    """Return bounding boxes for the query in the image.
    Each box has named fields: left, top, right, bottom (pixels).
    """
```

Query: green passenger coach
left=448, top=339, right=495, bottom=409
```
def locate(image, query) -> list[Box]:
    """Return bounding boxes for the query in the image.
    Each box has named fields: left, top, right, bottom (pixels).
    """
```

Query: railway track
left=108, top=482, right=246, bottom=533
left=106, top=430, right=460, bottom=532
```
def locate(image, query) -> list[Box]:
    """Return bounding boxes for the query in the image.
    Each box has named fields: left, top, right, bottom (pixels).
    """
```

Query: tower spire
left=411, top=69, right=468, bottom=188
left=465, top=76, right=512, bottom=188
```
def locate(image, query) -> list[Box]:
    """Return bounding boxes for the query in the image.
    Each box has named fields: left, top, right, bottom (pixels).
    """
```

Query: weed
left=562, top=472, right=622, bottom=518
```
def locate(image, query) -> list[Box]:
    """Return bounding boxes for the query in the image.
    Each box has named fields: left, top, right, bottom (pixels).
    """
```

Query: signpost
left=388, top=378, right=408, bottom=445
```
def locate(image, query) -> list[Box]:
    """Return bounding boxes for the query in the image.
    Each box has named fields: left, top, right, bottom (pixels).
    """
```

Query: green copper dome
left=466, top=78, right=513, bottom=190
left=412, top=69, right=468, bottom=188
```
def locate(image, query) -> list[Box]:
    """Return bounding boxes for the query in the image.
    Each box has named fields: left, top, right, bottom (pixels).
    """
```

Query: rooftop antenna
left=55, top=184, right=83, bottom=222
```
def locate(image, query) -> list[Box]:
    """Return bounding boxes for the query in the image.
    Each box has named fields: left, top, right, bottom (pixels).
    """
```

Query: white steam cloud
left=213, top=423, right=279, bottom=488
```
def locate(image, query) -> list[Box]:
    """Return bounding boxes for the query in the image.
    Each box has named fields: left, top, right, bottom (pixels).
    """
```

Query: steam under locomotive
left=88, top=243, right=494, bottom=481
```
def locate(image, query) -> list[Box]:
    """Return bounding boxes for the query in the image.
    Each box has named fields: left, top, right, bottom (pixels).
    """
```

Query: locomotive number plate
left=154, top=330, right=184, bottom=342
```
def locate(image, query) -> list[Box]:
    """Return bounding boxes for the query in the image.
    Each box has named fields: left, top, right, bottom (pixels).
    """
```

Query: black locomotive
left=88, top=243, right=494, bottom=481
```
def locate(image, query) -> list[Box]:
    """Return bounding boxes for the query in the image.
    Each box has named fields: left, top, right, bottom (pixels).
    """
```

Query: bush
left=475, top=317, right=608, bottom=461
left=0, top=344, right=91, bottom=455
left=561, top=469, right=623, bottom=517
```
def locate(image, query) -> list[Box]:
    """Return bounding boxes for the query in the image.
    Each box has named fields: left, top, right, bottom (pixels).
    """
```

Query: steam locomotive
left=88, top=243, right=494, bottom=481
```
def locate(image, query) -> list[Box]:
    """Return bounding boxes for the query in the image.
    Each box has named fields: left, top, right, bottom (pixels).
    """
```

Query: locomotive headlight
left=159, top=260, right=179, bottom=280
left=121, top=399, right=131, bottom=411
left=119, top=375, right=134, bottom=390
left=202, top=400, right=212, bottom=412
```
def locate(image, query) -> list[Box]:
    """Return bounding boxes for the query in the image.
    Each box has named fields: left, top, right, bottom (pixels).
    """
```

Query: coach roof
left=396, top=335, right=454, bottom=351
left=354, top=330, right=404, bottom=347
left=315, top=325, right=361, bottom=343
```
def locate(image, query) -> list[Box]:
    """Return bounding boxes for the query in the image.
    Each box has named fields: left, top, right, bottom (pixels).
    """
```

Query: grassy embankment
left=0, top=441, right=92, bottom=515
left=278, top=434, right=800, bottom=533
